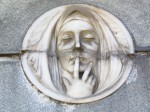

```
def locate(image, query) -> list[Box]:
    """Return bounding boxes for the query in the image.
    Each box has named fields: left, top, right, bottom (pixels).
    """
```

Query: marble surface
left=0, top=0, right=150, bottom=53
left=0, top=0, right=150, bottom=111
left=0, top=56, right=149, bottom=112
left=20, top=4, right=135, bottom=103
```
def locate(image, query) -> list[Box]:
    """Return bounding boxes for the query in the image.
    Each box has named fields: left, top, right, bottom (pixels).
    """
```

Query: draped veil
left=21, top=4, right=134, bottom=103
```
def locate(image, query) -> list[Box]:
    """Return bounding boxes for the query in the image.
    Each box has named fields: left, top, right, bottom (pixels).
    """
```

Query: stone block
left=0, top=56, right=149, bottom=112
left=0, top=0, right=150, bottom=53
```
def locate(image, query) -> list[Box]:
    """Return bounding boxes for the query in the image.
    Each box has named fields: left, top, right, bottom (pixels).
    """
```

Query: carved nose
left=75, top=34, right=81, bottom=48
left=74, top=34, right=83, bottom=52
left=75, top=41, right=80, bottom=48
left=74, top=41, right=83, bottom=52
left=73, top=47, right=83, bottom=52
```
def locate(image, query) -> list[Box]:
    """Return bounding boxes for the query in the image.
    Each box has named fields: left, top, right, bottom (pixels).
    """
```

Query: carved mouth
left=69, top=55, right=87, bottom=63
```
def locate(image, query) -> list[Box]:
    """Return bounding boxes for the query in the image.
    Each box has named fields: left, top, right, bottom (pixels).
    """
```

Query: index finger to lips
left=73, top=57, right=79, bottom=78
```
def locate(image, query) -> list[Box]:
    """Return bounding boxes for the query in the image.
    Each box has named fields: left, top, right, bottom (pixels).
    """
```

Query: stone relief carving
left=21, top=4, right=134, bottom=103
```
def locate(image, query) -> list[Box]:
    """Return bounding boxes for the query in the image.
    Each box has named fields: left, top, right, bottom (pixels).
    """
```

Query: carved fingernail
left=89, top=62, right=93, bottom=66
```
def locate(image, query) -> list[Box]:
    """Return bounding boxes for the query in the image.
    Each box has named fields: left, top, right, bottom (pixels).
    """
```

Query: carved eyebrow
left=57, top=32, right=74, bottom=46
left=81, top=30, right=96, bottom=36
left=59, top=27, right=74, bottom=35
left=58, top=31, right=68, bottom=38
left=59, top=31, right=74, bottom=38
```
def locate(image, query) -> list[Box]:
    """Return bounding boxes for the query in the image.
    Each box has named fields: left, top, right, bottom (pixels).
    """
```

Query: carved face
left=57, top=20, right=99, bottom=73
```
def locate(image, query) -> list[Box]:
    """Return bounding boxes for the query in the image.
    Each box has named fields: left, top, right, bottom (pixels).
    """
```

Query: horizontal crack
left=0, top=53, right=19, bottom=58
left=128, top=51, right=150, bottom=58
left=0, top=51, right=149, bottom=59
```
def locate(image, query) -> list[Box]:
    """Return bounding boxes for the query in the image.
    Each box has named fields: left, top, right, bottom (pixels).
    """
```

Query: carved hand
left=63, top=57, right=96, bottom=98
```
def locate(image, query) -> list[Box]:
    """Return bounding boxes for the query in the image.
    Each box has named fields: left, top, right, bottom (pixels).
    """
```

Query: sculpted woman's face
left=57, top=20, right=99, bottom=73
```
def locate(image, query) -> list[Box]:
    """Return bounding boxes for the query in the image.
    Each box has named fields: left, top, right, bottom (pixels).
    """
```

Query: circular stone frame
left=21, top=4, right=134, bottom=103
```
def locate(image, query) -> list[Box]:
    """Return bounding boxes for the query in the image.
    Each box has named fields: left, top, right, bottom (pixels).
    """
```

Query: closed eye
left=83, top=36, right=95, bottom=42
left=63, top=36, right=72, bottom=40
left=62, top=36, right=73, bottom=44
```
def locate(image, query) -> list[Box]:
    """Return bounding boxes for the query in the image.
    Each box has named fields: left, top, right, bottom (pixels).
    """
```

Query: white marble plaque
left=21, top=4, right=134, bottom=103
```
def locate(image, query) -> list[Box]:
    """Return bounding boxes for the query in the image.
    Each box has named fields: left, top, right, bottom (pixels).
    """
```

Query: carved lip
left=69, top=54, right=87, bottom=62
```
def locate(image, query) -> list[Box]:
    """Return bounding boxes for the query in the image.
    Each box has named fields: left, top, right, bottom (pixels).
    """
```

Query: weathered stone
left=20, top=4, right=135, bottom=103
left=0, top=0, right=150, bottom=53
left=0, top=56, right=149, bottom=112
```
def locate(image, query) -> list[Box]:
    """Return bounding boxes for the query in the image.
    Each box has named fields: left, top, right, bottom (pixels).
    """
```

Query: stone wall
left=0, top=0, right=150, bottom=112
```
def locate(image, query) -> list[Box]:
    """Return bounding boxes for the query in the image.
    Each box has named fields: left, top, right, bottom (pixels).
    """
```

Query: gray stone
left=0, top=56, right=149, bottom=112
left=0, top=0, right=150, bottom=111
left=0, top=58, right=65, bottom=112
left=0, top=0, right=150, bottom=54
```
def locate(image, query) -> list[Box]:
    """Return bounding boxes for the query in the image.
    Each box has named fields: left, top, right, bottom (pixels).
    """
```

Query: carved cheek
left=57, top=40, right=75, bottom=52
left=81, top=41, right=99, bottom=52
